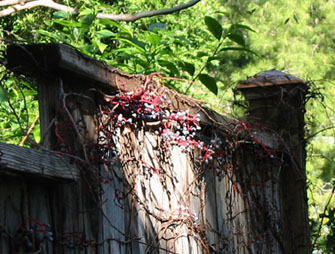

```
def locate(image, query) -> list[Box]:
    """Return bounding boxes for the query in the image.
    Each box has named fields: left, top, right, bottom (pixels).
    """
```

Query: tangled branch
left=0, top=0, right=201, bottom=21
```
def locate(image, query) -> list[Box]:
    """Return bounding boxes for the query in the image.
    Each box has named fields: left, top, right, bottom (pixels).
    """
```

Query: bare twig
left=0, top=0, right=32, bottom=7
left=306, top=126, right=335, bottom=140
left=0, top=0, right=201, bottom=22
left=312, top=183, right=335, bottom=248
left=19, top=114, right=40, bottom=146
left=96, top=0, right=201, bottom=22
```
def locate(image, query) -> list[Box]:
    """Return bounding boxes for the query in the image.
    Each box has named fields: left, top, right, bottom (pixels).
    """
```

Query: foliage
left=0, top=72, right=40, bottom=144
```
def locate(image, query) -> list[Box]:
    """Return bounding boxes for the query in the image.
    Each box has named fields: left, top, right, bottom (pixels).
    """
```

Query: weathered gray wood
left=0, top=142, right=78, bottom=181
left=0, top=176, right=55, bottom=253
left=238, top=73, right=309, bottom=254
left=0, top=177, right=22, bottom=253
left=100, top=164, right=126, bottom=254
left=38, top=77, right=60, bottom=150
left=6, top=43, right=142, bottom=91
left=28, top=183, right=53, bottom=253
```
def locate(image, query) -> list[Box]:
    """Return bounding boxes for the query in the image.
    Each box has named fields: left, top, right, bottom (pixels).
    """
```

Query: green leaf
left=230, top=24, right=256, bottom=32
left=220, top=47, right=258, bottom=56
left=158, top=60, right=179, bottom=76
left=38, top=29, right=65, bottom=41
left=0, top=87, right=6, bottom=102
left=129, top=37, right=146, bottom=49
left=79, top=9, right=94, bottom=16
left=53, top=11, right=71, bottom=19
left=99, top=19, right=133, bottom=37
left=53, top=19, right=82, bottom=28
left=197, top=51, right=208, bottom=57
left=22, top=90, right=37, bottom=97
left=97, top=29, right=115, bottom=38
left=149, top=22, right=166, bottom=32
left=117, top=37, right=146, bottom=53
left=95, top=41, right=108, bottom=53
left=198, top=74, right=218, bottom=95
left=80, top=14, right=96, bottom=26
left=179, top=61, right=195, bottom=76
left=174, top=36, right=191, bottom=45
left=207, top=56, right=221, bottom=62
left=228, top=33, right=246, bottom=47
left=204, top=16, right=222, bottom=40
left=147, top=33, right=162, bottom=46
left=33, top=127, right=41, bottom=143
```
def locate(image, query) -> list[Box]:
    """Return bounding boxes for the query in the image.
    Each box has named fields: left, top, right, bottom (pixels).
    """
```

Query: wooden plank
left=0, top=142, right=79, bottom=181
left=38, top=77, right=60, bottom=150
left=6, top=43, right=144, bottom=91
left=28, top=183, right=53, bottom=254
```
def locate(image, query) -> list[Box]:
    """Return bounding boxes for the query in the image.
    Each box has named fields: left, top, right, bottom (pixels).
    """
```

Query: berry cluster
left=98, top=85, right=230, bottom=179
left=107, top=87, right=170, bottom=127
left=28, top=216, right=53, bottom=241
left=17, top=217, right=53, bottom=251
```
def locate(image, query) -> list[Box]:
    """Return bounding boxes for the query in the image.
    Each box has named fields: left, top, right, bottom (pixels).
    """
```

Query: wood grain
left=0, top=142, right=78, bottom=181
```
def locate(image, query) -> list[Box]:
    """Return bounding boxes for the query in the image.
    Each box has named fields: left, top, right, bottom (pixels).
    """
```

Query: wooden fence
left=0, top=44, right=310, bottom=253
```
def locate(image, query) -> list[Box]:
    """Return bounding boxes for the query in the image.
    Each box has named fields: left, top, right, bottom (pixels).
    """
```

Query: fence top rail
left=0, top=141, right=79, bottom=181
left=6, top=43, right=236, bottom=128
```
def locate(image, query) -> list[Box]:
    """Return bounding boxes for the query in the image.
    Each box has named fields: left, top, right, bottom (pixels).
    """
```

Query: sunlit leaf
left=205, top=16, right=222, bottom=40
left=33, top=125, right=41, bottom=143
left=95, top=41, right=108, bottom=53
left=38, top=29, right=66, bottom=42
left=147, top=33, right=162, bottom=46
left=53, top=11, right=71, bottom=19
left=53, top=20, right=82, bottom=28
left=22, top=90, right=37, bottom=97
left=97, top=29, right=115, bottom=38
left=99, top=19, right=133, bottom=37
left=198, top=74, right=218, bottom=95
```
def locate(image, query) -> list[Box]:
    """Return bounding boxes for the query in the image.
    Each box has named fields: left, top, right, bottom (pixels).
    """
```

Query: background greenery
left=0, top=0, right=334, bottom=252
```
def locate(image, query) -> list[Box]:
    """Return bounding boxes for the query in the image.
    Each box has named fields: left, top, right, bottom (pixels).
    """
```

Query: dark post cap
left=237, top=69, right=304, bottom=89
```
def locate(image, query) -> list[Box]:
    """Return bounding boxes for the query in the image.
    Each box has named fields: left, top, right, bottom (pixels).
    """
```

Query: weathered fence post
left=237, top=70, right=310, bottom=253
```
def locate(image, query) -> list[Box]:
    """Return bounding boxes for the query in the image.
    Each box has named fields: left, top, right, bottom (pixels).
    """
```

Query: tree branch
left=0, top=0, right=33, bottom=7
left=0, top=0, right=78, bottom=17
left=96, top=0, right=201, bottom=21
left=0, top=0, right=201, bottom=21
